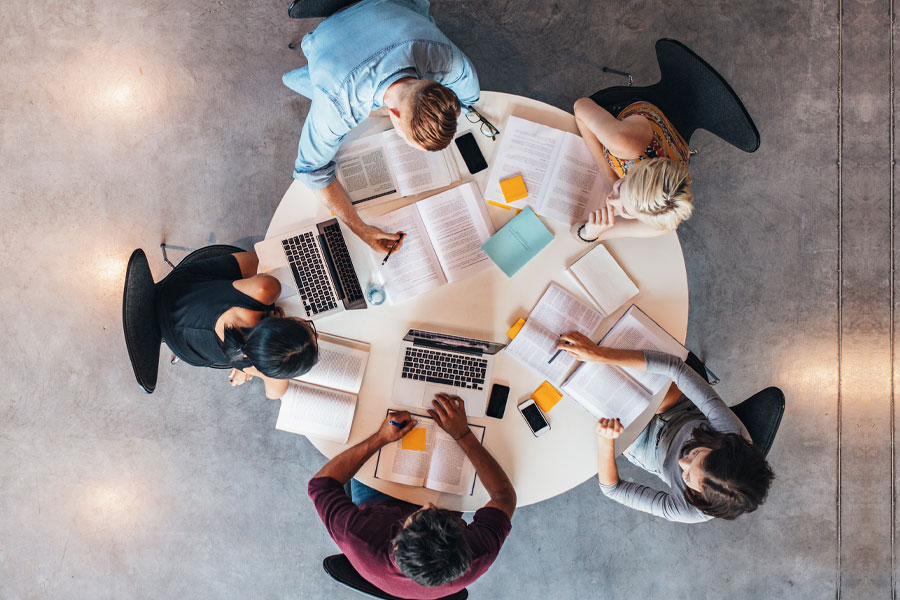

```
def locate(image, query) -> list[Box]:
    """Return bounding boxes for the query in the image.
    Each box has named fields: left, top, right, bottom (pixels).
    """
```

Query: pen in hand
left=381, top=233, right=406, bottom=265
left=548, top=340, right=572, bottom=364
left=389, top=419, right=409, bottom=428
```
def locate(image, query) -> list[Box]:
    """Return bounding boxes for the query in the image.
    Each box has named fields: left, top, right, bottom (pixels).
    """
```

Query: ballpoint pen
left=381, top=233, right=406, bottom=265
left=548, top=341, right=572, bottom=364
left=389, top=419, right=409, bottom=428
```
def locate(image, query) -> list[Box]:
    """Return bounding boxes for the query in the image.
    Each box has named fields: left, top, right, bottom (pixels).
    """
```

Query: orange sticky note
left=401, top=427, right=427, bottom=451
left=507, top=317, right=526, bottom=339
left=532, top=381, right=562, bottom=412
left=499, top=175, right=528, bottom=203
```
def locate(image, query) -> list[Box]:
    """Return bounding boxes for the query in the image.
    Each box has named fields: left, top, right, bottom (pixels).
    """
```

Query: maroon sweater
left=308, top=477, right=511, bottom=599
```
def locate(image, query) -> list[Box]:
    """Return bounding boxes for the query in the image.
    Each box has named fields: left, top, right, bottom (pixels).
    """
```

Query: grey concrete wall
left=0, top=0, right=891, bottom=598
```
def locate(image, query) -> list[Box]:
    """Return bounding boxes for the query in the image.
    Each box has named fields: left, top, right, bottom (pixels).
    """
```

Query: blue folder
left=481, top=207, right=554, bottom=277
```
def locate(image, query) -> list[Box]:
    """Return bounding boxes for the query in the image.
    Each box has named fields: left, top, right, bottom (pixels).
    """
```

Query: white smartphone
left=518, top=399, right=551, bottom=437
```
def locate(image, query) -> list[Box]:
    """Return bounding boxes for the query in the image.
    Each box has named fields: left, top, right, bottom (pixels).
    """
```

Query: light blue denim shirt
left=284, top=0, right=481, bottom=189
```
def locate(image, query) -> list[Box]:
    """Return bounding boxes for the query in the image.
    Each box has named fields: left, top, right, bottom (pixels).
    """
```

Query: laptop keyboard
left=282, top=233, right=337, bottom=317
left=321, top=221, right=365, bottom=307
left=401, top=347, right=487, bottom=390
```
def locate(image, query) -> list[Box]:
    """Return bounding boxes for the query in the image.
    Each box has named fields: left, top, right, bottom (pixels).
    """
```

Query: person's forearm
left=575, top=116, right=618, bottom=187
left=457, top=432, right=516, bottom=505
left=597, top=437, right=619, bottom=486
left=313, top=180, right=369, bottom=236
left=596, top=218, right=666, bottom=241
left=313, top=433, right=383, bottom=483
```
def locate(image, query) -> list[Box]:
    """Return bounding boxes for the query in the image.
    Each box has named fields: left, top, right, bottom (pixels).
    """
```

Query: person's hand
left=360, top=225, right=404, bottom=255
left=556, top=331, right=600, bottom=362
left=375, top=410, right=417, bottom=444
left=596, top=418, right=624, bottom=439
left=229, top=368, right=254, bottom=386
left=428, top=393, right=472, bottom=441
left=581, top=205, right=615, bottom=240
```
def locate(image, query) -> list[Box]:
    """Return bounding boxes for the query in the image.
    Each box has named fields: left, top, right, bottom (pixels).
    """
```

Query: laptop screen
left=404, top=329, right=506, bottom=356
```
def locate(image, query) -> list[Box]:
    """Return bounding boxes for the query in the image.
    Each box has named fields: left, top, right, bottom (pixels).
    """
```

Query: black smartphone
left=486, top=384, right=510, bottom=419
left=454, top=132, right=488, bottom=174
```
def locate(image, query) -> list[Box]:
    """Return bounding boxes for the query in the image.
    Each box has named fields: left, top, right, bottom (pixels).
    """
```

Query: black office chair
left=685, top=354, right=784, bottom=457
left=288, top=0, right=355, bottom=18
left=121, top=244, right=244, bottom=393
left=589, top=38, right=760, bottom=153
left=323, top=554, right=468, bottom=600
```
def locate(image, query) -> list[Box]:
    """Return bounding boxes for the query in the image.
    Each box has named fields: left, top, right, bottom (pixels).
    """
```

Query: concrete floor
left=0, top=0, right=888, bottom=598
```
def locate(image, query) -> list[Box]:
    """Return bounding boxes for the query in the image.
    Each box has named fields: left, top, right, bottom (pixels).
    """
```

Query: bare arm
left=573, top=97, right=652, bottom=160
left=428, top=394, right=516, bottom=518
left=556, top=332, right=647, bottom=370
left=313, top=180, right=403, bottom=254
left=596, top=425, right=621, bottom=486
left=314, top=411, right=417, bottom=483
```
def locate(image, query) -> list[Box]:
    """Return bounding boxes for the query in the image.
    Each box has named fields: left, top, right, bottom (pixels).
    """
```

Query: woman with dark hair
left=156, top=251, right=318, bottom=398
left=557, top=332, right=774, bottom=523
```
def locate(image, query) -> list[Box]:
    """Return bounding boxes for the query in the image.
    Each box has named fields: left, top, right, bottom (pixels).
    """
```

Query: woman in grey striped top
left=557, top=332, right=774, bottom=524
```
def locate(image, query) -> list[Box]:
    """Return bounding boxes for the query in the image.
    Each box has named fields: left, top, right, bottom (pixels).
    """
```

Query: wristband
left=577, top=224, right=600, bottom=243
left=453, top=430, right=474, bottom=441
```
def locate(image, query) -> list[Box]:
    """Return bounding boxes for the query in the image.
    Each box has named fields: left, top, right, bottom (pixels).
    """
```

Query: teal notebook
left=481, top=208, right=554, bottom=277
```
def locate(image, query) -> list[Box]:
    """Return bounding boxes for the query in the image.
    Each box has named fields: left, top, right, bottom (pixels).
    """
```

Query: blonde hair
left=409, top=81, right=461, bottom=151
left=625, top=158, right=694, bottom=230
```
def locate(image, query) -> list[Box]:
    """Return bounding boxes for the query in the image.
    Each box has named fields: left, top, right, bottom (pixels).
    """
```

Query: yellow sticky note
left=499, top=175, right=528, bottom=203
left=532, top=381, right=562, bottom=412
left=401, top=427, right=427, bottom=451
left=507, top=317, right=526, bottom=339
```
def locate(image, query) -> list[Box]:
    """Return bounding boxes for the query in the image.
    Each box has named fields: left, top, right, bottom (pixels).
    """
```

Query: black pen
left=548, top=341, right=572, bottom=364
left=381, top=233, right=405, bottom=265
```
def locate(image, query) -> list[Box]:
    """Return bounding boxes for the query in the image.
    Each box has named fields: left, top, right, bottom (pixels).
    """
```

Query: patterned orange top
left=604, top=102, right=690, bottom=178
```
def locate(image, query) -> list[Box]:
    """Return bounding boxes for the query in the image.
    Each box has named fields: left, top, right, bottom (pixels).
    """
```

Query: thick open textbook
left=275, top=334, right=370, bottom=444
left=335, top=128, right=460, bottom=205
left=484, top=116, right=610, bottom=226
left=374, top=412, right=486, bottom=496
left=561, top=305, right=688, bottom=427
left=566, top=244, right=639, bottom=316
left=367, top=182, right=496, bottom=304
left=505, top=282, right=605, bottom=386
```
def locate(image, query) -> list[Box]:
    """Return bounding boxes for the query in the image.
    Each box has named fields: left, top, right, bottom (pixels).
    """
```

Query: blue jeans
left=350, top=479, right=391, bottom=506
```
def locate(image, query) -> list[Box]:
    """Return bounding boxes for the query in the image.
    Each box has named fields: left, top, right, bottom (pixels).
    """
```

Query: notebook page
left=334, top=130, right=400, bottom=203
left=383, top=129, right=454, bottom=197
left=483, top=116, right=566, bottom=213
left=368, top=204, right=447, bottom=304
left=276, top=381, right=357, bottom=444
left=374, top=417, right=436, bottom=488
left=561, top=362, right=650, bottom=427
left=567, top=244, right=638, bottom=315
left=416, top=182, right=495, bottom=283
left=425, top=424, right=485, bottom=496
left=294, top=335, right=369, bottom=395
left=601, top=307, right=688, bottom=394
left=540, top=132, right=609, bottom=226
left=505, top=319, right=575, bottom=385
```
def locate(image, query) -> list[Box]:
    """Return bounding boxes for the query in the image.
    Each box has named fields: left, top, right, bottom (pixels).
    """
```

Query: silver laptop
left=392, top=329, right=506, bottom=418
left=254, top=218, right=366, bottom=320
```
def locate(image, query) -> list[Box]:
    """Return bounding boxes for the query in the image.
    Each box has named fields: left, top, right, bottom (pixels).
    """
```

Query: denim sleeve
left=293, top=92, right=352, bottom=189
left=442, top=45, right=480, bottom=110
left=643, top=351, right=749, bottom=440
left=599, top=479, right=712, bottom=524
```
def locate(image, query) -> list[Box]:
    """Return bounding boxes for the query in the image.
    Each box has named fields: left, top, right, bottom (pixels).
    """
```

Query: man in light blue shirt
left=284, top=0, right=480, bottom=253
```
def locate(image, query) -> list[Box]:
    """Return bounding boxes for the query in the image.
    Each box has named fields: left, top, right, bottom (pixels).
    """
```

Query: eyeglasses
left=465, top=106, right=500, bottom=141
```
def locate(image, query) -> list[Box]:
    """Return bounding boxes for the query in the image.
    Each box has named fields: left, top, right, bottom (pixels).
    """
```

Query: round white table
left=266, top=91, right=689, bottom=511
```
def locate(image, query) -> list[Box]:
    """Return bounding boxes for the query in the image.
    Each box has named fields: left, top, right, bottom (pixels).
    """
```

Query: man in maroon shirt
left=308, top=393, right=516, bottom=599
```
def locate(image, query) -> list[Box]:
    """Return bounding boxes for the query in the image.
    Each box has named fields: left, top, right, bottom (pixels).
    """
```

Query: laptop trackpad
left=270, top=266, right=298, bottom=300
left=423, top=383, right=454, bottom=407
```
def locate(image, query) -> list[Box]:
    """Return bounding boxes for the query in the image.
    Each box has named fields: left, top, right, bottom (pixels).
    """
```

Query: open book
left=374, top=413, right=486, bottom=496
left=275, top=334, right=370, bottom=444
left=566, top=244, right=639, bottom=316
left=484, top=116, right=610, bottom=226
left=505, top=282, right=605, bottom=386
left=335, top=128, right=460, bottom=206
left=561, top=305, right=688, bottom=427
left=367, top=182, right=495, bottom=304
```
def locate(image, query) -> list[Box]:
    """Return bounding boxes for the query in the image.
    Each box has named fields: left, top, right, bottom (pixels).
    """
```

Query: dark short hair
left=681, top=425, right=775, bottom=520
left=392, top=507, right=472, bottom=587
left=221, top=317, right=318, bottom=379
left=409, top=81, right=461, bottom=151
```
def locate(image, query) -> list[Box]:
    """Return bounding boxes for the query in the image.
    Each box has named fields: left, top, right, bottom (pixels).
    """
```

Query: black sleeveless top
left=155, top=254, right=275, bottom=368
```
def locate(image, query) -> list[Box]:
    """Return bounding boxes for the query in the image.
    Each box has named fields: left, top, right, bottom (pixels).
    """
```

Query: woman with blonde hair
left=572, top=97, right=694, bottom=241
